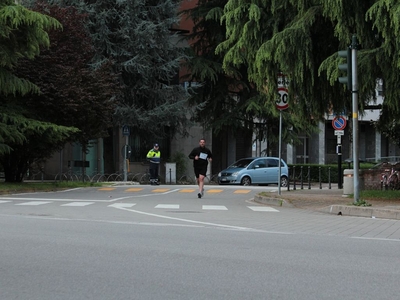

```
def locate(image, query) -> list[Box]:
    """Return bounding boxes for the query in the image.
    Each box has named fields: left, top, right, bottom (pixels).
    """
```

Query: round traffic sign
left=276, top=87, right=289, bottom=110
left=332, top=116, right=347, bottom=130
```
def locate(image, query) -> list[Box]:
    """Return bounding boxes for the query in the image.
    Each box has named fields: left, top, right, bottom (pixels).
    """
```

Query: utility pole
left=338, top=35, right=359, bottom=203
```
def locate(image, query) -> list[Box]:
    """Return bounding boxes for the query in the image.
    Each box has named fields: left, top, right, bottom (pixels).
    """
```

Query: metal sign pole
left=123, top=137, right=128, bottom=182
left=351, top=35, right=359, bottom=203
left=276, top=74, right=289, bottom=195
left=278, top=110, right=282, bottom=195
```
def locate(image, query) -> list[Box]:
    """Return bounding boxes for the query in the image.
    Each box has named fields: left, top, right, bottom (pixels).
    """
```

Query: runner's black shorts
left=194, top=166, right=207, bottom=178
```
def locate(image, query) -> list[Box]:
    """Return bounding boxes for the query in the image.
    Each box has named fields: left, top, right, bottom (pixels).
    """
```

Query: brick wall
left=361, top=162, right=400, bottom=190
left=361, top=169, right=381, bottom=190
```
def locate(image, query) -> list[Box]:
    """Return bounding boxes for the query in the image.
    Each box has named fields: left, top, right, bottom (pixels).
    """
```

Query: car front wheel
left=280, top=176, right=288, bottom=187
left=241, top=176, right=251, bottom=186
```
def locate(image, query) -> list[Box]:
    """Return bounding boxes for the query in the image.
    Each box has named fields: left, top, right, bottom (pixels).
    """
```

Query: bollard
left=328, top=167, right=331, bottom=189
left=300, top=166, right=304, bottom=189
left=308, top=166, right=311, bottom=189
left=319, top=167, right=322, bottom=189
left=293, top=166, right=296, bottom=190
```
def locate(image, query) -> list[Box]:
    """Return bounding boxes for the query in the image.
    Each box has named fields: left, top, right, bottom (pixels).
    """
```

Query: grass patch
left=352, top=199, right=372, bottom=207
left=360, top=190, right=400, bottom=200
left=0, top=181, right=104, bottom=194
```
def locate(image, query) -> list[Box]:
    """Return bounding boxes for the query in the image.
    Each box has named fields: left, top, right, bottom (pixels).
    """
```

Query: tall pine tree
left=46, top=0, right=194, bottom=144
left=182, top=0, right=318, bottom=155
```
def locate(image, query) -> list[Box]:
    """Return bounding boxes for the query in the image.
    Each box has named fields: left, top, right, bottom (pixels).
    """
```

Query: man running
left=188, top=138, right=213, bottom=198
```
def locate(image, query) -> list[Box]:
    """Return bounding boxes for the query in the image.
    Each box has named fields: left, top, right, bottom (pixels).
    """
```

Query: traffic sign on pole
left=276, top=87, right=289, bottom=110
left=122, top=125, right=130, bottom=136
left=332, top=116, right=346, bottom=130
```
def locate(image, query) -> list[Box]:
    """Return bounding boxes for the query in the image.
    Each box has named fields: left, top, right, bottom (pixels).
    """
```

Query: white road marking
left=0, top=196, right=131, bottom=203
left=110, top=206, right=265, bottom=232
left=155, top=204, right=180, bottom=209
left=248, top=206, right=279, bottom=212
left=202, top=205, right=228, bottom=210
left=108, top=203, right=136, bottom=208
left=125, top=189, right=181, bottom=198
left=15, top=201, right=52, bottom=206
left=61, top=202, right=94, bottom=207
left=0, top=201, right=11, bottom=204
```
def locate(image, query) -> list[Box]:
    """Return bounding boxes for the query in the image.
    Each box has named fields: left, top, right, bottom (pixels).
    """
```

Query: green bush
left=167, top=151, right=187, bottom=178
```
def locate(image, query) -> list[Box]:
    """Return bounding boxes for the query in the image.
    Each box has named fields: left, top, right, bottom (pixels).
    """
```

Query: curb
left=253, top=195, right=294, bottom=208
left=320, top=205, right=400, bottom=220
left=254, top=195, right=400, bottom=220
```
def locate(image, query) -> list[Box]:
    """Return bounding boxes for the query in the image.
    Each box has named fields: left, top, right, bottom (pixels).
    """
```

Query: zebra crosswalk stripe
left=248, top=206, right=279, bottom=212
left=155, top=204, right=179, bottom=209
left=61, top=202, right=94, bottom=207
left=202, top=205, right=228, bottom=210
left=15, top=201, right=52, bottom=206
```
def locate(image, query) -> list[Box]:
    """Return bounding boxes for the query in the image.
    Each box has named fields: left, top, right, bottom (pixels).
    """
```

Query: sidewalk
left=254, top=183, right=400, bottom=220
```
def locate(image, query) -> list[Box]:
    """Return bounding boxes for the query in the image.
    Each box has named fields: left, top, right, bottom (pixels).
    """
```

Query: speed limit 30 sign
left=276, top=87, right=289, bottom=110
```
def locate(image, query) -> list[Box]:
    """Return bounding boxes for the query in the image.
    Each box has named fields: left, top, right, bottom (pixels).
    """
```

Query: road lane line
left=110, top=206, right=266, bottom=231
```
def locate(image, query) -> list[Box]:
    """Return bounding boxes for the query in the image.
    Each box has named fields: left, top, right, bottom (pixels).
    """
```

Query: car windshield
left=229, top=158, right=254, bottom=168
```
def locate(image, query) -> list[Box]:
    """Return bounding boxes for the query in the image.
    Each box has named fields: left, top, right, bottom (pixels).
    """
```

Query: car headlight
left=218, top=172, right=221, bottom=176
left=232, top=171, right=239, bottom=176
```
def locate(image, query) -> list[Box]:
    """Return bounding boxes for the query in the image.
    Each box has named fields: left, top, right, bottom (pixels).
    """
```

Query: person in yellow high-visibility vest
left=146, top=143, right=161, bottom=185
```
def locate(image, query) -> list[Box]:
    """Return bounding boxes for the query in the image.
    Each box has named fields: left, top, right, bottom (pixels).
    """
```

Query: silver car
left=217, top=157, right=289, bottom=186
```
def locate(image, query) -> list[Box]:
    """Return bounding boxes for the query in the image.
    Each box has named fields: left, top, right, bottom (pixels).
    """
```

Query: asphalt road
left=1, top=185, right=400, bottom=299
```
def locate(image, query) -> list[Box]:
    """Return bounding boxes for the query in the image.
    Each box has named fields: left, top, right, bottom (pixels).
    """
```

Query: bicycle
left=381, top=166, right=399, bottom=190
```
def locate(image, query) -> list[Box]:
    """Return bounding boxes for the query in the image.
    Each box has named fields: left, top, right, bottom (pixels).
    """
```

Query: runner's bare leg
left=198, top=174, right=205, bottom=194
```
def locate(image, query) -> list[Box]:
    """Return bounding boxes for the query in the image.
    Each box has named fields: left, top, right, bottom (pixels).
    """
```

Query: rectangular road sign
left=334, top=130, right=344, bottom=136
